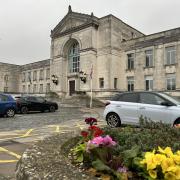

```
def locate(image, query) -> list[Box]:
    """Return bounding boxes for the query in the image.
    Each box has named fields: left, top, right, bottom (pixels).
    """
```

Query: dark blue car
left=0, top=93, right=17, bottom=117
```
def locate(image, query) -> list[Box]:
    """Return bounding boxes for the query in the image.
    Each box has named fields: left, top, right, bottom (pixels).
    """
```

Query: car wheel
left=6, top=108, right=15, bottom=118
left=106, top=113, right=121, bottom=128
left=174, top=118, right=180, bottom=128
left=21, top=106, right=28, bottom=114
left=49, top=106, right=55, bottom=112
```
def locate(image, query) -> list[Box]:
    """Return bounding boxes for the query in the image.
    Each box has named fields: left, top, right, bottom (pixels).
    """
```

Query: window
left=4, top=75, right=9, bottom=81
left=39, top=84, right=43, bottom=93
left=4, top=87, right=8, bottom=93
left=39, top=70, right=44, bottom=80
left=22, top=73, right=26, bottom=82
left=46, top=83, right=50, bottom=93
left=145, top=76, right=153, bottom=91
left=119, top=93, right=138, bottom=103
left=33, top=71, right=37, bottom=81
left=22, top=85, right=26, bottom=93
left=33, top=84, right=37, bottom=93
left=114, top=78, right=118, bottom=89
left=46, top=68, right=50, bottom=79
left=0, top=95, right=8, bottom=102
left=99, top=78, right=104, bottom=88
left=28, top=85, right=31, bottom=93
left=68, top=42, right=80, bottom=73
left=145, top=50, right=153, bottom=67
left=165, top=46, right=176, bottom=65
left=166, top=74, right=176, bottom=90
left=28, top=72, right=32, bottom=83
left=127, top=53, right=134, bottom=70
left=127, top=77, right=134, bottom=91
left=140, top=93, right=165, bottom=105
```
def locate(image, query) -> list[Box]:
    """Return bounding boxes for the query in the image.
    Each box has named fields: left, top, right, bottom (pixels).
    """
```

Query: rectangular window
left=145, top=49, right=153, bottom=67
left=39, top=84, right=43, bottom=93
left=166, top=74, right=176, bottom=90
left=46, top=68, right=50, bottom=79
left=33, top=71, right=37, bottom=81
left=145, top=76, right=153, bottom=91
left=27, top=72, right=32, bottom=83
left=165, top=46, right=176, bottom=65
left=46, top=83, right=50, bottom=93
left=22, top=85, right=26, bottom=93
left=39, top=69, right=44, bottom=80
left=22, top=72, right=26, bottom=82
left=114, top=78, right=118, bottom=89
left=72, top=56, right=80, bottom=73
left=4, top=87, right=8, bottom=93
left=127, top=77, right=134, bottom=91
left=28, top=85, right=31, bottom=93
left=127, top=53, right=134, bottom=70
left=33, top=84, right=37, bottom=93
left=99, top=78, right=104, bottom=88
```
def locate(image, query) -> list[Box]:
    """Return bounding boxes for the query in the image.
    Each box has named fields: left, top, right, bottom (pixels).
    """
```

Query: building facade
left=1, top=6, right=180, bottom=98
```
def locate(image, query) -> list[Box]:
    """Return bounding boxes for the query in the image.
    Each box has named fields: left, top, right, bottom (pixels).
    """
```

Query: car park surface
left=0, top=93, right=17, bottom=118
left=104, top=91, right=180, bottom=127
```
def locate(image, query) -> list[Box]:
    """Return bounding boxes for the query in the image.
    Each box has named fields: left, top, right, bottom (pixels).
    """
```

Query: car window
left=119, top=93, right=139, bottom=103
left=140, top=93, right=165, bottom=105
left=27, top=96, right=37, bottom=101
left=0, top=95, right=9, bottom=102
left=111, top=94, right=122, bottom=101
left=36, top=97, right=45, bottom=103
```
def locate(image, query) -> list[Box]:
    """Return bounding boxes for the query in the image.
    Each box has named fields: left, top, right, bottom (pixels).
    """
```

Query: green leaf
left=92, top=159, right=111, bottom=172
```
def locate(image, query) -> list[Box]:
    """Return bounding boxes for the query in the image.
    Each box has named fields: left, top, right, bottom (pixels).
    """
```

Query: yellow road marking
left=0, top=160, right=18, bottom=163
left=21, top=129, right=34, bottom=137
left=76, top=123, right=84, bottom=130
left=55, top=126, right=60, bottom=133
left=0, top=147, right=21, bottom=159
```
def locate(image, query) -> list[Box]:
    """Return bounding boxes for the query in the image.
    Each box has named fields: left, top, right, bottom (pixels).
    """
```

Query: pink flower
left=91, top=136, right=104, bottom=145
left=103, top=135, right=117, bottom=147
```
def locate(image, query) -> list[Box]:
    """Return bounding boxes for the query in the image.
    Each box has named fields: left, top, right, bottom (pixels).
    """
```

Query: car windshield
left=159, top=93, right=180, bottom=105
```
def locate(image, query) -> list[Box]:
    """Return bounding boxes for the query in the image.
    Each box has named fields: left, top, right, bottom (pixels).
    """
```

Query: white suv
left=104, top=92, right=180, bottom=128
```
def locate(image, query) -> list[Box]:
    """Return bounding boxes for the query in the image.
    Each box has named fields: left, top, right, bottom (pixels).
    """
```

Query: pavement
left=0, top=107, right=105, bottom=179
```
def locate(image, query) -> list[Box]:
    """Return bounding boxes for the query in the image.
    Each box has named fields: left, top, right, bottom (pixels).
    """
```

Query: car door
left=138, top=92, right=171, bottom=123
left=26, top=96, right=39, bottom=111
left=116, top=93, right=140, bottom=125
left=0, top=95, right=10, bottom=115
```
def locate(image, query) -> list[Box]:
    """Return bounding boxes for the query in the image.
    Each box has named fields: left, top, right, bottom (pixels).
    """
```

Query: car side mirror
left=161, top=101, right=172, bottom=106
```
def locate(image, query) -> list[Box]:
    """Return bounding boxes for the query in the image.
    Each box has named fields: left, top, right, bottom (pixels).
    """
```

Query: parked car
left=16, top=96, right=58, bottom=114
left=104, top=91, right=180, bottom=128
left=0, top=93, right=17, bottom=117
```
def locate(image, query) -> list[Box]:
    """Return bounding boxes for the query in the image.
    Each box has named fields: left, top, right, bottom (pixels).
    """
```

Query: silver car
left=104, top=92, right=180, bottom=128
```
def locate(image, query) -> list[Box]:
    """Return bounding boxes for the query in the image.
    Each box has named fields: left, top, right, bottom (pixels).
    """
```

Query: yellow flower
left=161, top=158, right=175, bottom=173
left=148, top=169, right=157, bottom=179
left=164, top=172, right=177, bottom=180
left=177, top=151, right=180, bottom=156
left=144, top=152, right=158, bottom=170
left=173, top=154, right=180, bottom=165
left=175, top=166, right=180, bottom=179
left=153, top=154, right=166, bottom=165
left=158, top=146, right=173, bottom=157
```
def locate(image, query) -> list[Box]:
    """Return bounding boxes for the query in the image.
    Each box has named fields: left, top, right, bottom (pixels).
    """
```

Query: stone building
left=0, top=6, right=180, bottom=98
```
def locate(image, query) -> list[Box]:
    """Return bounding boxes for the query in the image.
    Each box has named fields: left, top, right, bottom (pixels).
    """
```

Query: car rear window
left=119, top=93, right=139, bottom=103
left=0, top=95, right=9, bottom=102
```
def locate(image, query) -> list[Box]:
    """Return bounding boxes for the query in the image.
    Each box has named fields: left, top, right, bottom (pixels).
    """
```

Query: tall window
left=33, top=71, right=37, bottom=81
left=145, top=76, right=153, bottom=91
left=33, top=84, right=37, bottom=93
left=46, top=68, right=50, bottom=79
left=39, top=69, right=44, bottom=80
left=166, top=74, right=176, bottom=90
left=127, top=77, right=134, bottom=91
left=99, top=78, right=104, bottom=88
left=28, top=85, right=31, bottom=93
left=4, top=75, right=9, bottom=82
left=39, top=84, right=43, bottom=93
left=22, top=72, right=26, bottom=82
left=145, top=49, right=153, bottom=67
left=127, top=53, right=134, bottom=70
left=46, top=83, right=50, bottom=93
left=165, top=46, right=176, bottom=65
left=22, top=85, right=26, bottom=93
left=114, top=78, right=118, bottom=89
left=68, top=42, right=80, bottom=73
left=27, top=72, right=31, bottom=83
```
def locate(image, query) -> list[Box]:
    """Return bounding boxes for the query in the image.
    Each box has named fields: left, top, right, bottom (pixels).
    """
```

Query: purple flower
left=117, top=166, right=128, bottom=173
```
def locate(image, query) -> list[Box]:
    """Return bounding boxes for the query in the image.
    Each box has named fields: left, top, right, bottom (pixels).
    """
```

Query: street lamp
left=51, top=75, right=58, bottom=85
left=79, top=70, right=87, bottom=83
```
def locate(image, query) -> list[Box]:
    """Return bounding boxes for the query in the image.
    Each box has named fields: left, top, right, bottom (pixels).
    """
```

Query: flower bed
left=71, top=117, right=180, bottom=180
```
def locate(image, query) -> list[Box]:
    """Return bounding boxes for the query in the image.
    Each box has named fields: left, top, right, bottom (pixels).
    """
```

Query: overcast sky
left=0, top=0, right=180, bottom=65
